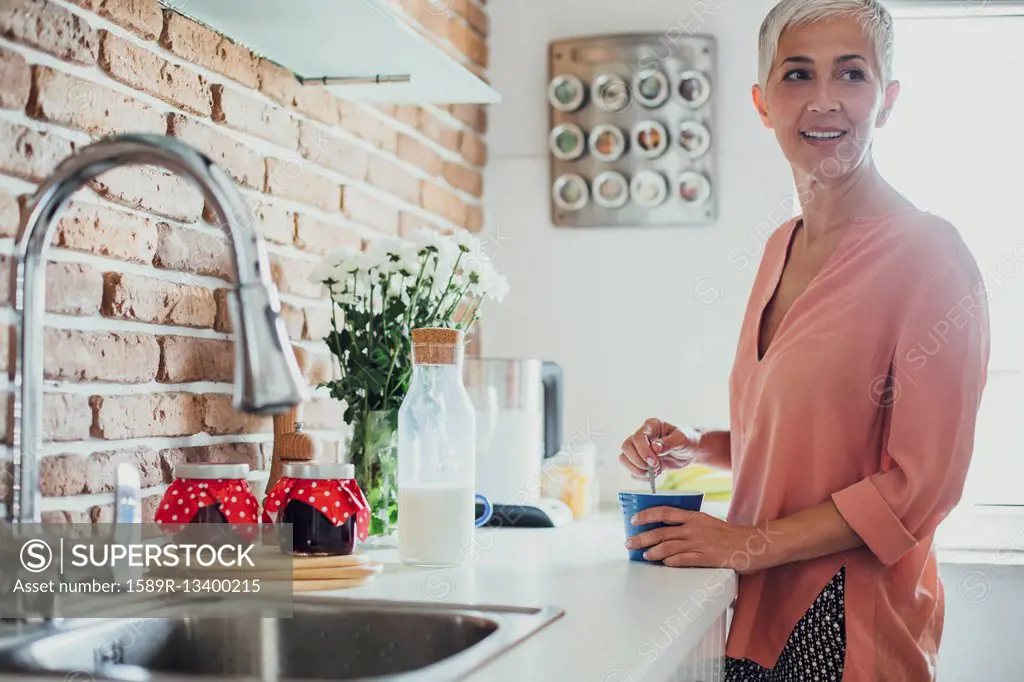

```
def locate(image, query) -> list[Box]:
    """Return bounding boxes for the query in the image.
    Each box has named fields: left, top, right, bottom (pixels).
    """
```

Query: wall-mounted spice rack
left=548, top=33, right=718, bottom=228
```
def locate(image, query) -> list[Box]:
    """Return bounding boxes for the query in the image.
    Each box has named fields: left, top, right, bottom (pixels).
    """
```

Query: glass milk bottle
left=398, top=328, right=478, bottom=566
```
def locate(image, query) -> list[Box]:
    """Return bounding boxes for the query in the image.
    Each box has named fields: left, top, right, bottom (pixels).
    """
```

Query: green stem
left=426, top=251, right=464, bottom=323
left=366, top=270, right=374, bottom=356
left=344, top=272, right=382, bottom=409
left=343, top=275, right=358, bottom=343
left=327, top=282, right=346, bottom=381
left=381, top=273, right=393, bottom=340
left=412, top=252, right=441, bottom=326
left=441, top=282, right=472, bottom=323
left=401, top=252, right=431, bottom=330
left=380, top=274, right=408, bottom=399
left=457, top=297, right=481, bottom=330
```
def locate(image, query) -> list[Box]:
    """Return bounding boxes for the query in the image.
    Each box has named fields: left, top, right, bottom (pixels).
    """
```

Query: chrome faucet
left=6, top=134, right=309, bottom=525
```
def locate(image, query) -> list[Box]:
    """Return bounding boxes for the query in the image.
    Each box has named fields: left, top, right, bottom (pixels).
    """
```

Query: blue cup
left=618, top=491, right=704, bottom=563
left=474, top=494, right=492, bottom=527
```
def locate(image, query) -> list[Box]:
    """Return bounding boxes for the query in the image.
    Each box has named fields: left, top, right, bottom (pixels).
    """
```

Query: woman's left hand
left=626, top=507, right=777, bottom=575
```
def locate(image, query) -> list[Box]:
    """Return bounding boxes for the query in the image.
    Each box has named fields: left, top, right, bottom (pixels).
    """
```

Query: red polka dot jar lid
left=154, top=463, right=260, bottom=539
left=262, top=463, right=370, bottom=542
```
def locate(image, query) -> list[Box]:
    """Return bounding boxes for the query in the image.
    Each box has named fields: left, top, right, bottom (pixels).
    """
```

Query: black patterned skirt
left=724, top=565, right=847, bottom=682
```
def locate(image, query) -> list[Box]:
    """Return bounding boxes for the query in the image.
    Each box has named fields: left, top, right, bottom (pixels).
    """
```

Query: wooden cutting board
left=146, top=546, right=381, bottom=591
left=292, top=577, right=375, bottom=592
left=157, top=545, right=369, bottom=569
left=150, top=561, right=382, bottom=580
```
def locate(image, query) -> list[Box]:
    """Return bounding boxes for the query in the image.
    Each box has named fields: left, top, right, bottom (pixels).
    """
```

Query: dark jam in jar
left=180, top=504, right=235, bottom=545
left=191, top=505, right=227, bottom=523
left=159, top=463, right=254, bottom=545
left=274, top=462, right=360, bottom=557
left=279, top=500, right=356, bottom=556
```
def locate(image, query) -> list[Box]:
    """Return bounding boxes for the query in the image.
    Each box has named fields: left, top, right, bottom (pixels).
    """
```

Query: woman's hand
left=619, top=418, right=701, bottom=478
left=625, top=507, right=776, bottom=575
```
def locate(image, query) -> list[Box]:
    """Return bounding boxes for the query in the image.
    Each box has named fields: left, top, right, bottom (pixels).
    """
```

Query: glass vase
left=350, top=409, right=399, bottom=547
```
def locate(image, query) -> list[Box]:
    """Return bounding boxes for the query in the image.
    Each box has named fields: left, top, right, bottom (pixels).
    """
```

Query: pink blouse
left=726, top=208, right=990, bottom=681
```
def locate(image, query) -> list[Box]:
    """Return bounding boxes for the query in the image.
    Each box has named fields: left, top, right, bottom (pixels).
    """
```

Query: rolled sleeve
left=833, top=246, right=990, bottom=567
left=833, top=476, right=919, bottom=566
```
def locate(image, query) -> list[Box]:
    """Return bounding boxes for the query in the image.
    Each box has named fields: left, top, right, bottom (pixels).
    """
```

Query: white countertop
left=317, top=507, right=738, bottom=682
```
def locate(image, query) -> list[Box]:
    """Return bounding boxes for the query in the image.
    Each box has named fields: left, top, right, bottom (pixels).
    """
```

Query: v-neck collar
left=753, top=216, right=863, bottom=364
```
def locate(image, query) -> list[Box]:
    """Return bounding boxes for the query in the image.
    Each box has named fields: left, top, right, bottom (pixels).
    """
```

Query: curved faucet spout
left=8, top=134, right=309, bottom=524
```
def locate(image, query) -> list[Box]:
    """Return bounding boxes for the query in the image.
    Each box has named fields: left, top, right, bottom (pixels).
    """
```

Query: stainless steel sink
left=0, top=595, right=564, bottom=681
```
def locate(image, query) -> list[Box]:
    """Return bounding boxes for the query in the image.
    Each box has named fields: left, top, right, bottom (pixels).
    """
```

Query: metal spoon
left=645, top=435, right=657, bottom=493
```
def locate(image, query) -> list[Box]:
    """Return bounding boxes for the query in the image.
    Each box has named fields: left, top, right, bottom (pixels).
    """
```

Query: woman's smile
left=800, top=127, right=849, bottom=146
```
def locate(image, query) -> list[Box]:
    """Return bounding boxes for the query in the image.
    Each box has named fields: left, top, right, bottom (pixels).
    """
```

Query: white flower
left=373, top=238, right=413, bottom=275
left=328, top=260, right=355, bottom=285
left=387, top=273, right=412, bottom=301
left=310, top=245, right=360, bottom=285
left=376, top=258, right=398, bottom=278
left=428, top=267, right=455, bottom=300
left=433, top=241, right=462, bottom=285
left=332, top=290, right=357, bottom=307
left=352, top=267, right=373, bottom=294
left=459, top=250, right=485, bottom=281
left=370, top=235, right=405, bottom=256
left=451, top=228, right=477, bottom=254
left=379, top=250, right=417, bottom=279
left=338, top=251, right=368, bottom=276
left=360, top=249, right=387, bottom=273
left=470, top=259, right=508, bottom=303
left=326, top=245, right=360, bottom=265
left=463, top=272, right=482, bottom=299
left=410, top=226, right=446, bottom=253
left=309, top=259, right=335, bottom=286
left=397, top=242, right=423, bottom=276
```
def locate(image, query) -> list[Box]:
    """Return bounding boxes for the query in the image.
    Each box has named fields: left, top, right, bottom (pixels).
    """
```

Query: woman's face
left=753, top=18, right=900, bottom=179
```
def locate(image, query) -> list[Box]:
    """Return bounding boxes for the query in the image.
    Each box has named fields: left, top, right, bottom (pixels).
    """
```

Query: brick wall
left=0, top=0, right=489, bottom=523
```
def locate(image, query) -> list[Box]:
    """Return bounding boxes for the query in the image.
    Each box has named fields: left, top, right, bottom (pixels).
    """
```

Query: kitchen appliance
left=464, top=358, right=571, bottom=527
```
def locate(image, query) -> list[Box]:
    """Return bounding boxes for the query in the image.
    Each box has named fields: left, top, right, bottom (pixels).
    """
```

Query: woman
left=619, top=1, right=990, bottom=680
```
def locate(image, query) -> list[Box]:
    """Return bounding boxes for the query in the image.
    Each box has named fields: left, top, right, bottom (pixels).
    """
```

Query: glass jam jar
left=263, top=463, right=370, bottom=557
left=155, top=463, right=259, bottom=541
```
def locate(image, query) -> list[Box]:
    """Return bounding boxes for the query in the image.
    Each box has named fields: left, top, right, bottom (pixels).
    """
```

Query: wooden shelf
left=161, top=0, right=501, bottom=104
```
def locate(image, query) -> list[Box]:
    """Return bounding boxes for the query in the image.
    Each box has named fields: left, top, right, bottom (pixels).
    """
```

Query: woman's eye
left=841, top=69, right=866, bottom=82
left=783, top=69, right=811, bottom=81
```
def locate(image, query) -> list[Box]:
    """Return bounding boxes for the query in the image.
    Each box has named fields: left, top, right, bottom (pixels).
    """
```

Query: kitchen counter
left=0, top=506, right=735, bottom=682
left=321, top=506, right=738, bottom=682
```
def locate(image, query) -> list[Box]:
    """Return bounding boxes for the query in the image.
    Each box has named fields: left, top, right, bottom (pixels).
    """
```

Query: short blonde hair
left=758, top=0, right=895, bottom=91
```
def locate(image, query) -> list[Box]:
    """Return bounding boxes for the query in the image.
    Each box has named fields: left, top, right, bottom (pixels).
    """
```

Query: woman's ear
left=876, top=79, right=901, bottom=127
left=752, top=84, right=772, bottom=129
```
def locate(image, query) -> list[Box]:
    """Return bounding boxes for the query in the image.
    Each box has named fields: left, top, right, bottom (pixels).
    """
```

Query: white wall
left=937, top=562, right=1024, bottom=681
left=482, top=2, right=1024, bottom=679
left=483, top=0, right=787, bottom=497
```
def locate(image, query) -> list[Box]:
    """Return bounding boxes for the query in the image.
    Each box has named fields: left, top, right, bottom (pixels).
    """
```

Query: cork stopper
left=411, top=327, right=463, bottom=365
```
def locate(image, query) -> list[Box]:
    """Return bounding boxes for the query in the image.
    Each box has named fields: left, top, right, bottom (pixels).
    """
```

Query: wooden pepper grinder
left=268, top=406, right=322, bottom=492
